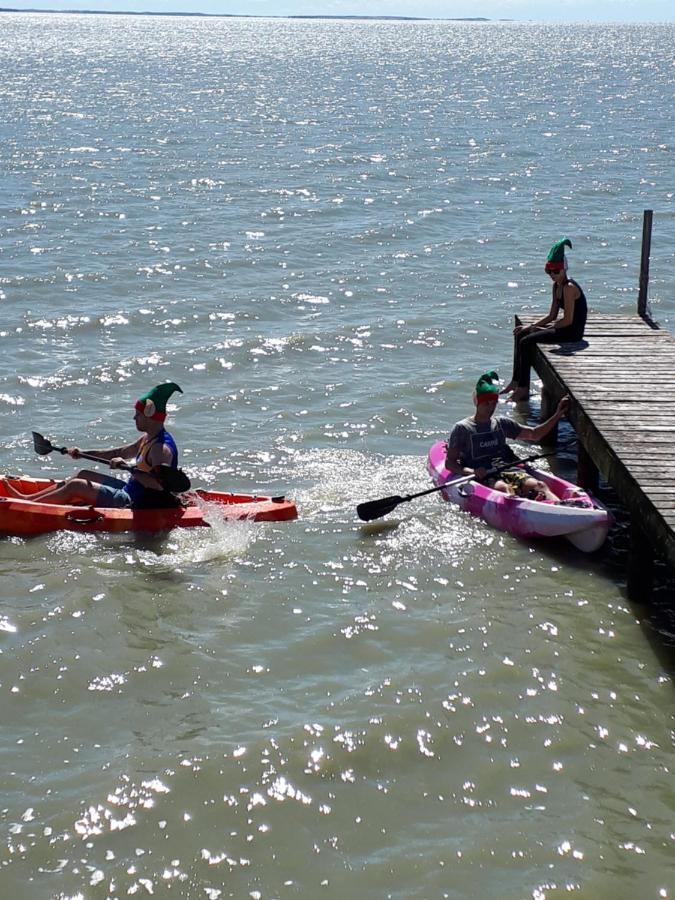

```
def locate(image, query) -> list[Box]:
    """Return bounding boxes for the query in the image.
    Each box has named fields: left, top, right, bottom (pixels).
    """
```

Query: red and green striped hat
left=545, top=237, right=572, bottom=273
left=475, top=370, right=500, bottom=404
left=135, top=382, right=182, bottom=422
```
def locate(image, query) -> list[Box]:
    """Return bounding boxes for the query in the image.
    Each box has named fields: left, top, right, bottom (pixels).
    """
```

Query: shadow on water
left=518, top=404, right=675, bottom=679
left=493, top=489, right=675, bottom=680
left=593, top=481, right=675, bottom=680
left=123, top=530, right=177, bottom=554
left=358, top=520, right=401, bottom=537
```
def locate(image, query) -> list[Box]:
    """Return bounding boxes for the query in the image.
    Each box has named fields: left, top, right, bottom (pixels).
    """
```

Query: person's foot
left=508, top=387, right=530, bottom=402
left=499, top=380, right=517, bottom=395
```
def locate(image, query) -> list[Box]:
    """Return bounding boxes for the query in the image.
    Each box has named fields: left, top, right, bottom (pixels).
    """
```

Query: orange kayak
left=0, top=476, right=298, bottom=536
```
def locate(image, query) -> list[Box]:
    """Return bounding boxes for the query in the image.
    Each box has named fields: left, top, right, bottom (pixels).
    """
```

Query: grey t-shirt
left=447, top=416, right=522, bottom=470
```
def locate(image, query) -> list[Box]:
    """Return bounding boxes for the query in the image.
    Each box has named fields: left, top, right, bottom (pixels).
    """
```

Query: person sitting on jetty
left=1, top=383, right=183, bottom=509
left=502, top=238, right=588, bottom=402
left=445, top=371, right=569, bottom=499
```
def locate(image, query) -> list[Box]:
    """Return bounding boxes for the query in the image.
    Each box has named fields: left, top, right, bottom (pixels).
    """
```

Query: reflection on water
left=1, top=13, right=674, bottom=900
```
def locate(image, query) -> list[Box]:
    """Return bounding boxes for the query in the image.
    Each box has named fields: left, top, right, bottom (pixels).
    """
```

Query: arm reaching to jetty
left=517, top=396, right=570, bottom=443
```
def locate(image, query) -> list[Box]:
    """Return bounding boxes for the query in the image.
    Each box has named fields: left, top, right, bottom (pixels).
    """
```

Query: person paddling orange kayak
left=1, top=383, right=185, bottom=509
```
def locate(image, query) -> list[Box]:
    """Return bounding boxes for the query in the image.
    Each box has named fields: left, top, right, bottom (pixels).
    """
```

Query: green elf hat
left=135, top=382, right=183, bottom=422
left=545, top=237, right=572, bottom=274
left=475, top=370, right=500, bottom=404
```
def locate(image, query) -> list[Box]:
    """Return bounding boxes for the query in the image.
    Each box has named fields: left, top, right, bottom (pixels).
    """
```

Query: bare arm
left=517, top=396, right=569, bottom=443
left=68, top=438, right=142, bottom=462
left=445, top=443, right=471, bottom=477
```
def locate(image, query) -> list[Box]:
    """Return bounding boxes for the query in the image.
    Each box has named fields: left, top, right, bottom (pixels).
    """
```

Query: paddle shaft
left=49, top=443, right=137, bottom=474
left=400, top=446, right=565, bottom=503
left=396, top=470, right=478, bottom=504
left=356, top=441, right=575, bottom=522
left=32, top=430, right=191, bottom=493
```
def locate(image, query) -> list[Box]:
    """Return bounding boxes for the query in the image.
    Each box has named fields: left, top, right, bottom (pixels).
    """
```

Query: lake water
left=1, top=13, right=674, bottom=899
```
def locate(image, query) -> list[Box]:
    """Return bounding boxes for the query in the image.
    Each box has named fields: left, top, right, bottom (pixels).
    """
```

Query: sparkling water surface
left=1, top=14, right=674, bottom=899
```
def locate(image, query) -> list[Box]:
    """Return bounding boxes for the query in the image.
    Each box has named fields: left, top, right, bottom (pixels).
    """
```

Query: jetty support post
left=637, top=209, right=653, bottom=320
left=539, top=387, right=558, bottom=446
left=626, top=523, right=654, bottom=604
left=576, top=443, right=599, bottom=494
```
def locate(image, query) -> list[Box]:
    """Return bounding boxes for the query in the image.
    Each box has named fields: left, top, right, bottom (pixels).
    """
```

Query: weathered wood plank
left=546, top=363, right=675, bottom=372
left=550, top=367, right=672, bottom=374
left=588, top=433, right=675, bottom=443
left=554, top=335, right=671, bottom=342
left=545, top=353, right=675, bottom=360
left=581, top=419, right=674, bottom=427
left=583, top=408, right=672, bottom=414
left=564, top=357, right=673, bottom=362
left=522, top=312, right=675, bottom=571
left=545, top=348, right=670, bottom=355
left=580, top=412, right=673, bottom=418
left=545, top=350, right=674, bottom=357
left=555, top=335, right=670, bottom=341
left=613, top=455, right=675, bottom=462
left=595, top=428, right=675, bottom=436
left=618, top=467, right=675, bottom=474
left=579, top=400, right=670, bottom=406
left=572, top=395, right=673, bottom=402
left=617, top=457, right=675, bottom=465
left=549, top=364, right=675, bottom=372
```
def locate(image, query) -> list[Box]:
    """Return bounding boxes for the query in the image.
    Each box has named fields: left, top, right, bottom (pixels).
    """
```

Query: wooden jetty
left=519, top=315, right=675, bottom=602
left=516, top=210, right=675, bottom=601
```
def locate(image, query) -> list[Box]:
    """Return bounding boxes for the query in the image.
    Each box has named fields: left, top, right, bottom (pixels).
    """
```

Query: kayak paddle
left=356, top=444, right=572, bottom=522
left=32, top=431, right=191, bottom=494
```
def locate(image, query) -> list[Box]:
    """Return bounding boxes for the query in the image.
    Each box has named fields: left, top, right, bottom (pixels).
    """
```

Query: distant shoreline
left=0, top=7, right=495, bottom=21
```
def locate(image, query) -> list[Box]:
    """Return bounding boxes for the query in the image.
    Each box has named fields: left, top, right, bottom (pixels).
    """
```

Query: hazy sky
left=2, top=0, right=673, bottom=22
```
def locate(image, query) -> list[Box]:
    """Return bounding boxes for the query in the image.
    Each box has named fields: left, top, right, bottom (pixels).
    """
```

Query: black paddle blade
left=153, top=465, right=191, bottom=494
left=356, top=494, right=405, bottom=522
left=32, top=431, right=55, bottom=456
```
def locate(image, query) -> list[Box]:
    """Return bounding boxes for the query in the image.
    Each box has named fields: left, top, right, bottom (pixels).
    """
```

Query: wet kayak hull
left=0, top=477, right=297, bottom=536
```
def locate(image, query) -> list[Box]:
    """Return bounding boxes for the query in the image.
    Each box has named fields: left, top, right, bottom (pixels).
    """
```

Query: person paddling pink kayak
left=445, top=370, right=569, bottom=502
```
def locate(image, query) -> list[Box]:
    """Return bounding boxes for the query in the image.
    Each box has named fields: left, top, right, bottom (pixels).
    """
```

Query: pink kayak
left=427, top=441, right=610, bottom=552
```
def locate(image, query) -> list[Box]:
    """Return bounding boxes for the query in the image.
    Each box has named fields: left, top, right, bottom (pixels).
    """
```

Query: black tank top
left=553, top=278, right=587, bottom=340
